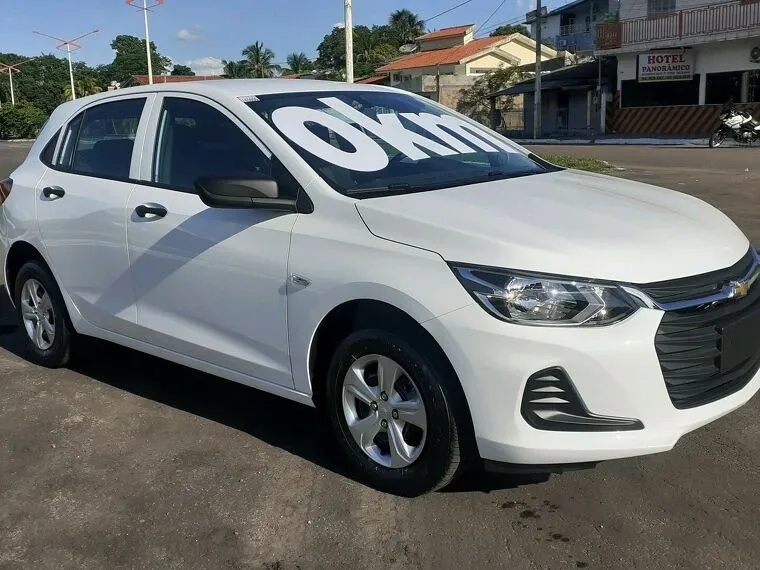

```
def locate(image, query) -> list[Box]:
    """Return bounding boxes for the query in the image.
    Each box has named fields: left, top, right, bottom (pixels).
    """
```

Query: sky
left=0, top=0, right=552, bottom=75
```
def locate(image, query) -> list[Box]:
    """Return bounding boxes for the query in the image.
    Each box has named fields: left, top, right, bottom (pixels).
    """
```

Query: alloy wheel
left=20, top=278, right=56, bottom=351
left=341, top=354, right=427, bottom=468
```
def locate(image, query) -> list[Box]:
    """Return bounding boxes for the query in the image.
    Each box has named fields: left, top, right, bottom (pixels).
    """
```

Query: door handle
left=42, top=186, right=65, bottom=199
left=135, top=204, right=168, bottom=219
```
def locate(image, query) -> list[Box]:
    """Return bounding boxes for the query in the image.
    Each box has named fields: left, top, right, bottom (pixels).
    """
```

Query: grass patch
left=542, top=155, right=615, bottom=173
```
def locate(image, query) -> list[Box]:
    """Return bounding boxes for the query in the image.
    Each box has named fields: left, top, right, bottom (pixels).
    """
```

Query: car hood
left=355, top=169, right=750, bottom=284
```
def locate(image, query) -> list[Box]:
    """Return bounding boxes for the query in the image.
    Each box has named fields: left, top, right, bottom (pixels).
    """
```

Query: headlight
left=451, top=265, right=639, bottom=326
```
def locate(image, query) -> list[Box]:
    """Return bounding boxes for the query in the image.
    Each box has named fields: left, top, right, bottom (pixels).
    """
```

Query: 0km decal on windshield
left=271, top=97, right=516, bottom=172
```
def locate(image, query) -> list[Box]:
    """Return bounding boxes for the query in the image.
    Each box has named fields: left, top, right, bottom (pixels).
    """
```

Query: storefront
left=607, top=37, right=760, bottom=135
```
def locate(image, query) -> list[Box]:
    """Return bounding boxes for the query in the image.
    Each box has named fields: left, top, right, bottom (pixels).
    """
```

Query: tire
left=325, top=328, right=468, bottom=496
left=14, top=261, right=73, bottom=368
left=709, top=128, right=727, bottom=148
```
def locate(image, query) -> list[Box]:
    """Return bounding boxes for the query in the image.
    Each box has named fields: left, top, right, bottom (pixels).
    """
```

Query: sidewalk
left=511, top=136, right=709, bottom=146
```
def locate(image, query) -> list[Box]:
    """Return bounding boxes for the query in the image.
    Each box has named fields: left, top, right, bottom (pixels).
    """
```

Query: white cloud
left=185, top=57, right=225, bottom=76
left=333, top=22, right=345, bottom=29
left=177, top=27, right=202, bottom=42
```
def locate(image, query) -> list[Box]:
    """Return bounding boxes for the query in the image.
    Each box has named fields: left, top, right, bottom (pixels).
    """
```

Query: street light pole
left=127, top=1, right=166, bottom=85
left=0, top=60, right=36, bottom=106
left=345, top=0, right=354, bottom=83
left=533, top=0, right=542, bottom=139
left=9, top=68, right=15, bottom=105
left=33, top=30, right=99, bottom=101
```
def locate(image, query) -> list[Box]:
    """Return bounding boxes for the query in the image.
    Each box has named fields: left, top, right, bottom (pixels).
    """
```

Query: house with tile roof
left=375, top=25, right=557, bottom=109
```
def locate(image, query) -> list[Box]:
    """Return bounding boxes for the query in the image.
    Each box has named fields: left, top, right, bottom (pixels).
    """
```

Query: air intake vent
left=521, top=368, right=643, bottom=432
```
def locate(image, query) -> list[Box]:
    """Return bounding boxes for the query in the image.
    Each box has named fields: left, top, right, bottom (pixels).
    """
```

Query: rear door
left=35, top=94, right=153, bottom=337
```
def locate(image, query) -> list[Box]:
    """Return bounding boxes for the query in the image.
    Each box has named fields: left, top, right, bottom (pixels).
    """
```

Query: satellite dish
left=399, top=43, right=419, bottom=54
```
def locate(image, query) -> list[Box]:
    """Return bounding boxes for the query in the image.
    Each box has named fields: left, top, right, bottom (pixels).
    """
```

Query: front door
left=126, top=95, right=298, bottom=387
left=35, top=95, right=151, bottom=337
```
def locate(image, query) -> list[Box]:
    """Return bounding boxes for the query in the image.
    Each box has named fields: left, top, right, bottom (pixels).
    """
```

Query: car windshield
left=247, top=90, right=554, bottom=198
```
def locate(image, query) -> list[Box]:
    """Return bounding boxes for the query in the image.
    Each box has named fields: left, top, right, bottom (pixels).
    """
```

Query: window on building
left=748, top=71, right=760, bottom=103
left=648, top=0, right=676, bottom=16
left=705, top=71, right=743, bottom=105
left=621, top=77, right=700, bottom=107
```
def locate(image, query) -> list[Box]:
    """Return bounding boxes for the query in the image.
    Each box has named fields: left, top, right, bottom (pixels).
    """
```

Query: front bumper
left=423, top=303, right=760, bottom=465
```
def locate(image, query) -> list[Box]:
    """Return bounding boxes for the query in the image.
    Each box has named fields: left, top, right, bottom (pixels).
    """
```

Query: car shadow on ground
left=0, top=292, right=548, bottom=494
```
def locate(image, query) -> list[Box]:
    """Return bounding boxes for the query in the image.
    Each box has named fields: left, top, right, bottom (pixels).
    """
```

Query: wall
left=419, top=33, right=471, bottom=52
left=620, top=0, right=755, bottom=23
left=532, top=16, right=562, bottom=43
left=500, top=41, right=553, bottom=65
left=466, top=53, right=515, bottom=74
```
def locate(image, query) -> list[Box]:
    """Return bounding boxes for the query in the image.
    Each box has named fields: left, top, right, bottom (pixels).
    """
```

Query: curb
left=0, top=139, right=36, bottom=143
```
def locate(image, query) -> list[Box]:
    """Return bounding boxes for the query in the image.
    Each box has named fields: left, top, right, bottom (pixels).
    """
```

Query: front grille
left=639, top=249, right=754, bottom=304
left=655, top=283, right=760, bottom=409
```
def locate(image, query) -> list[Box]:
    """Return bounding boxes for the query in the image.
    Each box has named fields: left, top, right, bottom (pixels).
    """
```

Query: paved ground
left=1, top=141, right=759, bottom=569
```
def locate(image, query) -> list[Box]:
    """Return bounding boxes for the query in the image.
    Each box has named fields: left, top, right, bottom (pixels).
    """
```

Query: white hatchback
left=1, top=80, right=758, bottom=495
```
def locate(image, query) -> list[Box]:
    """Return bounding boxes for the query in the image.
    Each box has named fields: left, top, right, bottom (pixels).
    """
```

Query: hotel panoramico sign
left=638, top=51, right=694, bottom=82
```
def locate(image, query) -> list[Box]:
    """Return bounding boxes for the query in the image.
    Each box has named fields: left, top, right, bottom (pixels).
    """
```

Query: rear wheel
left=709, top=128, right=727, bottom=148
left=14, top=261, right=73, bottom=368
left=326, top=329, right=468, bottom=496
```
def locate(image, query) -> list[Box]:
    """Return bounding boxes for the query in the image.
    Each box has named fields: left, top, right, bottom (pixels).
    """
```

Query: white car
left=1, top=80, right=758, bottom=495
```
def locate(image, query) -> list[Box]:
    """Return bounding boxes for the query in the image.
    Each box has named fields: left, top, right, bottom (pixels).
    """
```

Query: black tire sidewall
left=326, top=329, right=459, bottom=496
left=14, top=261, right=71, bottom=367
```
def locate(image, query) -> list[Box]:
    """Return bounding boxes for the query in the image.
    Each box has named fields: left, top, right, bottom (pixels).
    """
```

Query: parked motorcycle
left=709, top=99, right=760, bottom=147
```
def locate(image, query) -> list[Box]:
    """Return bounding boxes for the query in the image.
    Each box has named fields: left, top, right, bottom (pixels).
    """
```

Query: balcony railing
left=596, top=0, right=760, bottom=50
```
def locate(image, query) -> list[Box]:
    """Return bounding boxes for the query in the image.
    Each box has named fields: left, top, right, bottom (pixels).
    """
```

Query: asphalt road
left=1, top=141, right=759, bottom=569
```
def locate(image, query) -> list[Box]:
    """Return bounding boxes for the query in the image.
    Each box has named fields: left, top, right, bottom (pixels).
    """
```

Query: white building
left=596, top=0, right=760, bottom=134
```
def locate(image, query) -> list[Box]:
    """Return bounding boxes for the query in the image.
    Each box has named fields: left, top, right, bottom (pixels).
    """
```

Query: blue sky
left=0, top=0, right=549, bottom=74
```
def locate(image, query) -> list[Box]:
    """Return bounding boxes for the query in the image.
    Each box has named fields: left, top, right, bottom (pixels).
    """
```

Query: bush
left=0, top=103, right=49, bottom=140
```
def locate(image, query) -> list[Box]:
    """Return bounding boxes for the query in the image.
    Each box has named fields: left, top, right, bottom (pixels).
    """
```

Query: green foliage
left=456, top=67, right=526, bottom=125
left=316, top=21, right=405, bottom=78
left=284, top=53, right=314, bottom=75
left=388, top=9, right=425, bottom=45
left=490, top=24, right=531, bottom=37
left=171, top=64, right=195, bottom=76
left=108, top=35, right=171, bottom=83
left=0, top=103, right=48, bottom=140
left=222, top=60, right=251, bottom=78
left=242, top=42, right=279, bottom=78
left=542, top=155, right=614, bottom=172
left=63, top=76, right=103, bottom=100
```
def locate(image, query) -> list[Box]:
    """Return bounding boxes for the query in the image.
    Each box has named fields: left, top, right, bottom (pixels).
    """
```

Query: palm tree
left=284, top=52, right=313, bottom=75
left=388, top=9, right=425, bottom=45
left=242, top=42, right=280, bottom=78
left=222, top=59, right=250, bottom=79
left=63, top=77, right=102, bottom=100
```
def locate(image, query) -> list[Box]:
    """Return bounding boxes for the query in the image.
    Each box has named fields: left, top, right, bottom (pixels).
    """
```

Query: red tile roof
left=131, top=75, right=225, bottom=85
left=417, top=25, right=475, bottom=41
left=377, top=37, right=507, bottom=72
left=356, top=75, right=389, bottom=84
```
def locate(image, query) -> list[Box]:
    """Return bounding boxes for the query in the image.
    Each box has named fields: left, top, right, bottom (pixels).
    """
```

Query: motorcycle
left=709, top=99, right=760, bottom=147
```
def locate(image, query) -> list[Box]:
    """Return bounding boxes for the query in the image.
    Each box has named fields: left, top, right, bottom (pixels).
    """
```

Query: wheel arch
left=4, top=240, right=50, bottom=306
left=307, top=298, right=477, bottom=452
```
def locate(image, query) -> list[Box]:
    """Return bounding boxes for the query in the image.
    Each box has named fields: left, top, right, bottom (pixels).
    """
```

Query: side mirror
left=195, top=175, right=298, bottom=212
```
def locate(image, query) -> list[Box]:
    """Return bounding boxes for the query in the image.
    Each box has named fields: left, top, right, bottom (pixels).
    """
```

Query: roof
left=356, top=75, right=389, bottom=84
left=377, top=36, right=512, bottom=72
left=416, top=25, right=475, bottom=41
left=493, top=61, right=607, bottom=96
left=130, top=74, right=225, bottom=85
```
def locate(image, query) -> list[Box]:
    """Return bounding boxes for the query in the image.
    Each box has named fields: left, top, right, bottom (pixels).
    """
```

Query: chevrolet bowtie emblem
left=728, top=280, right=750, bottom=299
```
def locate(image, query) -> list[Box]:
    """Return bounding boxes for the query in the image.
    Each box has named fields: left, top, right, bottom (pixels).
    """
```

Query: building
left=494, top=59, right=614, bottom=137
left=376, top=24, right=557, bottom=108
left=531, top=0, right=619, bottom=54
left=596, top=0, right=760, bottom=135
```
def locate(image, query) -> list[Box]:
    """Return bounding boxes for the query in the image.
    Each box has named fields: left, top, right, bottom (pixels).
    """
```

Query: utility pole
left=127, top=0, right=165, bottom=85
left=33, top=30, right=99, bottom=101
left=345, top=0, right=354, bottom=83
left=0, top=61, right=34, bottom=106
left=533, top=0, right=542, bottom=139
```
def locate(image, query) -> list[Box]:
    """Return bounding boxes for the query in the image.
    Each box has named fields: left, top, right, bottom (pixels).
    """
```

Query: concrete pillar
left=698, top=72, right=707, bottom=105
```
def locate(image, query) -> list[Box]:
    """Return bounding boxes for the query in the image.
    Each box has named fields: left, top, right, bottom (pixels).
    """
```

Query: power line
left=477, top=14, right=527, bottom=37
left=475, top=0, right=509, bottom=34
left=423, top=0, right=476, bottom=23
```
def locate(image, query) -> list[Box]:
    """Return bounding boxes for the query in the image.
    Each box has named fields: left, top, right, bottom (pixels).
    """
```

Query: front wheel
left=709, top=128, right=727, bottom=148
left=325, top=329, right=468, bottom=496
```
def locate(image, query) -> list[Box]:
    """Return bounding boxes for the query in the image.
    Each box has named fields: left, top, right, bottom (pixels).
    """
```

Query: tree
left=388, top=9, right=425, bottom=45
left=456, top=67, right=526, bottom=126
left=171, top=64, right=195, bottom=76
left=284, top=52, right=313, bottom=75
left=316, top=24, right=400, bottom=78
left=0, top=103, right=48, bottom=139
left=242, top=42, right=279, bottom=78
left=222, top=60, right=250, bottom=78
left=490, top=24, right=531, bottom=37
left=63, top=77, right=103, bottom=100
left=108, top=35, right=171, bottom=83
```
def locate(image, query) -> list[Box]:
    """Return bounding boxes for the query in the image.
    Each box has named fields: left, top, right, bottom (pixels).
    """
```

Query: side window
left=64, top=98, right=146, bottom=180
left=40, top=128, right=62, bottom=166
left=153, top=97, right=289, bottom=194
